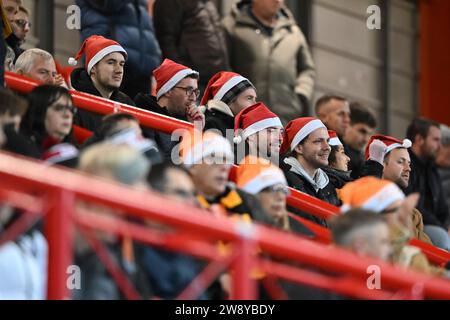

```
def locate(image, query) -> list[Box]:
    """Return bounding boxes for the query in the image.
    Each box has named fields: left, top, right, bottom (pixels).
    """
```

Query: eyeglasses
left=14, top=19, right=31, bottom=29
left=261, top=185, right=290, bottom=196
left=174, top=86, right=200, bottom=98
left=50, top=104, right=77, bottom=115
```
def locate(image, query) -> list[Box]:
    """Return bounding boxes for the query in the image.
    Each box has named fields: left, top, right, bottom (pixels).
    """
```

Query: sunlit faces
left=164, top=77, right=199, bottom=118
left=21, top=56, right=57, bottom=85
left=90, top=52, right=125, bottom=91
left=383, top=148, right=411, bottom=189
left=343, top=123, right=375, bottom=151
left=319, top=99, right=350, bottom=137
left=44, top=95, right=74, bottom=140
left=188, top=157, right=232, bottom=198
left=229, top=88, right=257, bottom=115
left=247, top=127, right=284, bottom=159
left=258, top=183, right=288, bottom=223
left=330, top=144, right=350, bottom=171
left=295, top=128, right=331, bottom=169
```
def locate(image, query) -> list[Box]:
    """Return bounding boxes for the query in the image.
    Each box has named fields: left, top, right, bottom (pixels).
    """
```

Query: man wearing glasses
left=135, top=58, right=205, bottom=159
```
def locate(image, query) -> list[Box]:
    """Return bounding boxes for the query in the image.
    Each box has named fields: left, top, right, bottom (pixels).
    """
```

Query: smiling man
left=280, top=117, right=340, bottom=226
left=69, top=35, right=135, bottom=132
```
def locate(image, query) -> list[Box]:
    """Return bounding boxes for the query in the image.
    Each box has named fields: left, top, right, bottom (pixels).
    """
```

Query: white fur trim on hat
left=385, top=139, right=412, bottom=154
left=361, top=183, right=405, bottom=213
left=68, top=57, right=78, bottom=66
left=87, top=45, right=127, bottom=74
left=156, top=68, right=199, bottom=100
left=241, top=168, right=287, bottom=195
left=290, top=119, right=326, bottom=151
left=328, top=136, right=342, bottom=146
left=214, top=76, right=249, bottom=101
left=182, top=135, right=233, bottom=168
left=235, top=117, right=283, bottom=144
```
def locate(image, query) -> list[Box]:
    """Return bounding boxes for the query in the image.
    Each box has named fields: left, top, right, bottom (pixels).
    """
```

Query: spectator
left=69, top=35, right=135, bottom=132
left=15, top=48, right=66, bottom=86
left=153, top=0, right=229, bottom=93
left=8, top=4, right=29, bottom=62
left=0, top=87, right=38, bottom=157
left=201, top=71, right=256, bottom=138
left=0, top=205, right=48, bottom=299
left=2, top=0, right=20, bottom=71
left=179, top=130, right=271, bottom=225
left=280, top=117, right=339, bottom=227
left=1, top=0, right=10, bottom=86
left=76, top=0, right=161, bottom=99
left=323, top=130, right=352, bottom=191
left=135, top=59, right=205, bottom=158
left=74, top=143, right=151, bottom=299
left=405, top=118, right=450, bottom=251
left=139, top=161, right=208, bottom=300
left=233, top=102, right=283, bottom=164
left=315, top=95, right=350, bottom=139
left=330, top=209, right=392, bottom=262
left=361, top=134, right=432, bottom=244
left=236, top=155, right=290, bottom=230
left=342, top=102, right=377, bottom=179
left=339, top=177, right=445, bottom=276
left=436, top=124, right=450, bottom=225
left=223, top=0, right=315, bottom=123
left=20, top=85, right=76, bottom=156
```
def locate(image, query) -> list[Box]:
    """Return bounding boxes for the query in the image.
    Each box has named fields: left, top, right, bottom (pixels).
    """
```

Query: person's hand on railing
left=54, top=74, right=71, bottom=90
left=368, top=139, right=388, bottom=165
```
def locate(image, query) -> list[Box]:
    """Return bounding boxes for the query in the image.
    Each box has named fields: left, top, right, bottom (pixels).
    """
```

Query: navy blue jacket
left=76, top=0, right=161, bottom=78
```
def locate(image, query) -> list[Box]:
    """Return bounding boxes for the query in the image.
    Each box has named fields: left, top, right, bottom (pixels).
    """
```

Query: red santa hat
left=153, top=59, right=199, bottom=100
left=68, top=35, right=127, bottom=75
left=328, top=130, right=342, bottom=146
left=233, top=102, right=283, bottom=144
left=200, top=71, right=254, bottom=106
left=280, top=117, right=327, bottom=154
left=365, top=134, right=412, bottom=160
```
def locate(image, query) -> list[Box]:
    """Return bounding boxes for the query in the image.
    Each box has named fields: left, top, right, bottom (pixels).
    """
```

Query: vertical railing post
left=230, top=222, right=258, bottom=299
left=45, top=188, right=75, bottom=300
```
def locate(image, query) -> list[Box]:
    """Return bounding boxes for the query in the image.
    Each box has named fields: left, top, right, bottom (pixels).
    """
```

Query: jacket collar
left=284, top=157, right=329, bottom=192
left=206, top=100, right=234, bottom=117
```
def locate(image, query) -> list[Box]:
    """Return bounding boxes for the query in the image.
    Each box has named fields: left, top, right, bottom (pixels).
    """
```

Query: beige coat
left=222, top=2, right=315, bottom=124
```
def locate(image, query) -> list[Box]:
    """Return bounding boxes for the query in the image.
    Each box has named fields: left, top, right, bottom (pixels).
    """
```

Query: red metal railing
left=5, top=71, right=449, bottom=267
left=1, top=151, right=450, bottom=300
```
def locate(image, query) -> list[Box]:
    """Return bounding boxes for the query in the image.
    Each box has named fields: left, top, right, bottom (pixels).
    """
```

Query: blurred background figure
left=153, top=0, right=230, bottom=95
left=331, top=208, right=392, bottom=262
left=9, top=4, right=29, bottom=62
left=436, top=124, right=450, bottom=225
left=76, top=0, right=161, bottom=99
left=342, top=102, right=377, bottom=179
left=223, top=0, right=315, bottom=123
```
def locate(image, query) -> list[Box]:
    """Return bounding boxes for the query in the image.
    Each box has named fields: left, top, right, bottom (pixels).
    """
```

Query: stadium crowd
left=0, top=0, right=449, bottom=299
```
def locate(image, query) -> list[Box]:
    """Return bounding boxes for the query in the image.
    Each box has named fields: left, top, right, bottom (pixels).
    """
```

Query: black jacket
left=344, top=143, right=365, bottom=179
left=134, top=93, right=183, bottom=160
left=360, top=159, right=384, bottom=179
left=280, top=160, right=340, bottom=228
left=153, top=0, right=230, bottom=87
left=204, top=108, right=234, bottom=138
left=5, top=33, right=23, bottom=63
left=405, top=150, right=449, bottom=228
left=323, top=167, right=353, bottom=190
left=70, top=68, right=136, bottom=132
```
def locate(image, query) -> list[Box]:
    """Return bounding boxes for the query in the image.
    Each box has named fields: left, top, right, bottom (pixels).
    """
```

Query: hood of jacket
left=283, top=157, right=330, bottom=192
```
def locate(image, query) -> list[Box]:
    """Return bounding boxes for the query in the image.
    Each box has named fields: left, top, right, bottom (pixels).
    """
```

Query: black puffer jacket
left=153, top=0, right=230, bottom=86
left=134, top=93, right=181, bottom=160
left=71, top=68, right=135, bottom=132
left=280, top=160, right=340, bottom=228
left=323, top=167, right=353, bottom=190
left=405, top=150, right=449, bottom=228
